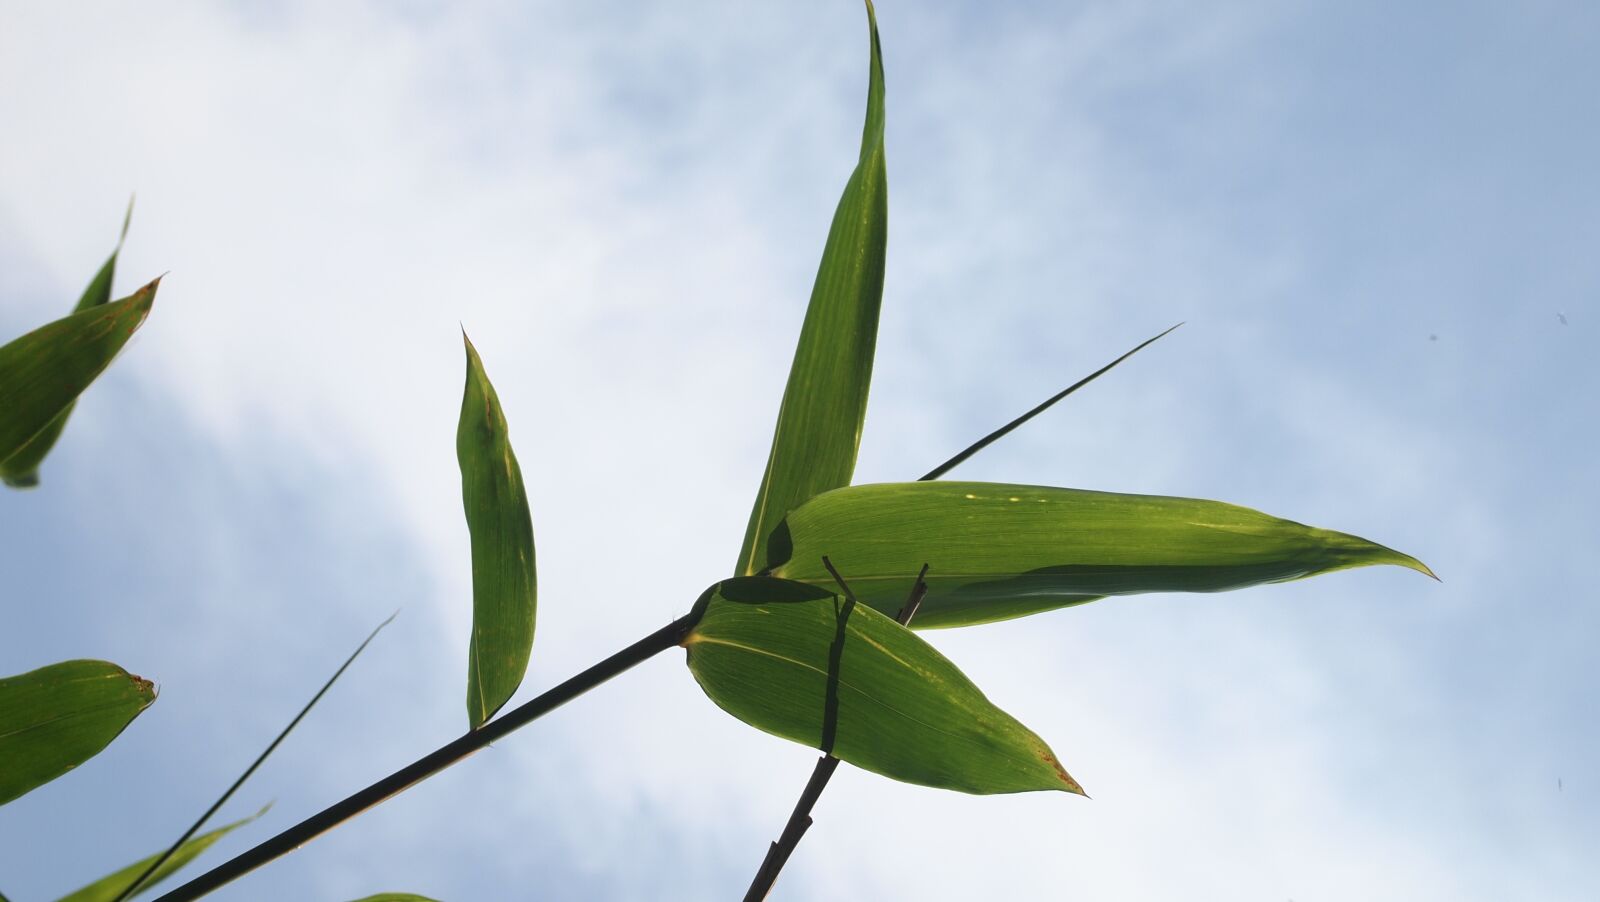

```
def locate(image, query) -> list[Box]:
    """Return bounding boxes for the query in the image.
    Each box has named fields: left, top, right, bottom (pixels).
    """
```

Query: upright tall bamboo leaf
left=1, top=200, right=134, bottom=487
left=0, top=660, right=156, bottom=806
left=458, top=333, right=537, bottom=730
left=736, top=0, right=888, bottom=575
left=684, top=577, right=1081, bottom=795
left=767, top=481, right=1434, bottom=628
left=56, top=808, right=265, bottom=902
left=0, top=279, right=158, bottom=469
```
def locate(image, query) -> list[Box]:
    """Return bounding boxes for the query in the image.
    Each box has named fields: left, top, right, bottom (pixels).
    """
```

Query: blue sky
left=1, top=1, right=1596, bottom=899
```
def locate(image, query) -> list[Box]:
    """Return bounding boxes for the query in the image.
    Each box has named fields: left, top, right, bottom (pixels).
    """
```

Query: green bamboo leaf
left=458, top=333, right=537, bottom=730
left=684, top=576, right=1082, bottom=795
left=0, top=202, right=134, bottom=487
left=0, top=279, right=158, bottom=475
left=0, top=660, right=156, bottom=806
left=767, top=481, right=1435, bottom=629
left=55, top=808, right=266, bottom=902
left=347, top=896, right=444, bottom=902
left=736, top=0, right=888, bottom=576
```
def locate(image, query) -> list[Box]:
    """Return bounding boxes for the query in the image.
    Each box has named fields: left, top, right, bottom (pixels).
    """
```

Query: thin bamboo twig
left=154, top=615, right=697, bottom=902
left=112, top=613, right=397, bottom=902
left=920, top=323, right=1181, bottom=481
left=742, top=563, right=929, bottom=902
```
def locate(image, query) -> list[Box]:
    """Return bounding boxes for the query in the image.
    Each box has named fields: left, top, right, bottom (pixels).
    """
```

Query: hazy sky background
left=2, top=1, right=1596, bottom=899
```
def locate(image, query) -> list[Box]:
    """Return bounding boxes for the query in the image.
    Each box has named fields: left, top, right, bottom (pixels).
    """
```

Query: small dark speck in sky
left=1557, top=312, right=1568, bottom=326
left=1429, top=334, right=1439, bottom=342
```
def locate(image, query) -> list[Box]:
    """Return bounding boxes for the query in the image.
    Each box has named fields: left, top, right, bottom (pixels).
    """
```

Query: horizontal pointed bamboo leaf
left=0, top=279, right=158, bottom=473
left=736, top=1, right=888, bottom=575
left=459, top=333, right=537, bottom=730
left=347, top=896, right=443, bottom=902
left=684, top=576, right=1082, bottom=795
left=767, top=481, right=1434, bottom=629
left=1, top=201, right=134, bottom=487
left=0, top=660, right=156, bottom=806
left=56, top=807, right=266, bottom=902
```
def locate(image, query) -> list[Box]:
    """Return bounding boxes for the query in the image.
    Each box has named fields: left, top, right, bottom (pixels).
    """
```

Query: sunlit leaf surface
left=0, top=660, right=156, bottom=806
left=0, top=280, right=157, bottom=478
left=685, top=577, right=1081, bottom=795
left=0, top=202, right=133, bottom=487
left=458, top=333, right=536, bottom=729
left=768, top=481, right=1434, bottom=628
left=736, top=1, right=888, bottom=575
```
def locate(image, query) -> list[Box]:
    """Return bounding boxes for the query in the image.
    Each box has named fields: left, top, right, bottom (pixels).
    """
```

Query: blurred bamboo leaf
left=0, top=660, right=156, bottom=806
left=684, top=576, right=1081, bottom=795
left=0, top=200, right=134, bottom=487
left=767, top=481, right=1434, bottom=628
left=736, top=0, right=887, bottom=576
left=56, top=808, right=266, bottom=902
left=0, top=279, right=158, bottom=476
left=346, top=896, right=443, bottom=901
left=459, top=333, right=536, bottom=730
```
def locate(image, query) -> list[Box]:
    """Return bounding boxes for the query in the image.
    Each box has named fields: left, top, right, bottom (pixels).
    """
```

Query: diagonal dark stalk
left=919, top=322, right=1182, bottom=481
left=154, top=615, right=697, bottom=902
left=112, top=612, right=397, bottom=902
left=743, top=562, right=929, bottom=902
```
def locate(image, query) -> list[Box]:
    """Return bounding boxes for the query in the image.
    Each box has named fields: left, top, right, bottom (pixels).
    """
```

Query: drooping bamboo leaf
left=0, top=660, right=156, bottom=806
left=55, top=808, right=266, bottom=902
left=736, top=0, right=888, bottom=576
left=683, top=576, right=1082, bottom=795
left=458, top=333, right=536, bottom=730
left=766, top=481, right=1435, bottom=629
left=0, top=279, right=158, bottom=472
left=0, top=201, right=134, bottom=487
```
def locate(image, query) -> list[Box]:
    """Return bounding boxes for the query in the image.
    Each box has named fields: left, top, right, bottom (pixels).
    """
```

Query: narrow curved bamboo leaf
left=0, top=660, right=156, bottom=806
left=347, top=895, right=444, bottom=902
left=684, top=576, right=1082, bottom=795
left=1, top=201, right=134, bottom=487
left=459, top=333, right=536, bottom=730
left=0, top=279, right=158, bottom=473
left=56, top=807, right=266, bottom=902
left=736, top=0, right=888, bottom=575
left=767, top=481, right=1435, bottom=629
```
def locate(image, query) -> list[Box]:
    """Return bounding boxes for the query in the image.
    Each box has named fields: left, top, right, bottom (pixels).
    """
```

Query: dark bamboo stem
left=742, top=563, right=929, bottom=902
left=154, top=615, right=696, bottom=902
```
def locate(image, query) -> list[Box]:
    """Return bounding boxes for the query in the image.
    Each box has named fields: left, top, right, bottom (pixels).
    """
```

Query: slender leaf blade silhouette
left=55, top=809, right=266, bottom=902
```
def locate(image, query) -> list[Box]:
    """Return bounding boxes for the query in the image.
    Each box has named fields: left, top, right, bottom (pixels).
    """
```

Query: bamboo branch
left=742, top=563, right=929, bottom=902
left=154, top=615, right=697, bottom=902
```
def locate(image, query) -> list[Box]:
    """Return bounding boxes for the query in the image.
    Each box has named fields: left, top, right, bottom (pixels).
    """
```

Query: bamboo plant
left=0, top=3, right=1432, bottom=899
